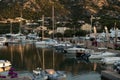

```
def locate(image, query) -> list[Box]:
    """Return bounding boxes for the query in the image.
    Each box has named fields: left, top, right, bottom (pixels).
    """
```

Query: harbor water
left=0, top=43, right=108, bottom=80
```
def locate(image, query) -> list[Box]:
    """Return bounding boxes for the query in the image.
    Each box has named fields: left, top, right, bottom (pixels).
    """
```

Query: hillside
left=0, top=0, right=120, bottom=28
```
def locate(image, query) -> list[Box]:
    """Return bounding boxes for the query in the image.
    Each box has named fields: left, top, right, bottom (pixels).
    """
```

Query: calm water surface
left=0, top=44, right=105, bottom=80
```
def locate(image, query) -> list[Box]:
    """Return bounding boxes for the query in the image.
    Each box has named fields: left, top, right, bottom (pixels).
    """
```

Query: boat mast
left=52, top=2, right=55, bottom=69
left=42, top=15, right=44, bottom=40
left=19, top=8, right=22, bottom=34
left=52, top=3, right=55, bottom=39
left=10, top=21, right=13, bottom=34
left=114, top=22, right=117, bottom=47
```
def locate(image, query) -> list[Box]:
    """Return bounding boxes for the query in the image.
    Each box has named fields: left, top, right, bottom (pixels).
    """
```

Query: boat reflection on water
left=33, top=48, right=67, bottom=80
left=0, top=44, right=103, bottom=80
left=33, top=68, right=66, bottom=80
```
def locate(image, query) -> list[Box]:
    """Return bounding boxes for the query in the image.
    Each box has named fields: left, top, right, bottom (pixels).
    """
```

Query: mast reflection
left=10, top=46, right=13, bottom=63
left=18, top=45, right=24, bottom=65
left=93, top=63, right=97, bottom=71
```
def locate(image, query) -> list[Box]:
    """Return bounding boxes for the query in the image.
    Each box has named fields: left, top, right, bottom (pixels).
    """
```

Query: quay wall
left=101, top=70, right=120, bottom=80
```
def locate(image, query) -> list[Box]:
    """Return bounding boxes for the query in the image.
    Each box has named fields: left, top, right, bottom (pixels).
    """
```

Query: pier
left=101, top=70, right=120, bottom=80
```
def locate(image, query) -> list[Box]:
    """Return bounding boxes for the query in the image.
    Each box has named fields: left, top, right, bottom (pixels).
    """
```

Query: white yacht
left=26, top=33, right=39, bottom=43
left=54, top=41, right=73, bottom=51
left=89, top=51, right=118, bottom=59
left=101, top=57, right=120, bottom=65
left=64, top=46, right=92, bottom=59
left=0, top=37, right=7, bottom=47
left=0, top=60, right=11, bottom=72
left=0, top=37, right=7, bottom=46
left=64, top=46, right=90, bottom=54
left=35, top=38, right=58, bottom=48
left=54, top=41, right=72, bottom=47
left=5, top=33, right=26, bottom=44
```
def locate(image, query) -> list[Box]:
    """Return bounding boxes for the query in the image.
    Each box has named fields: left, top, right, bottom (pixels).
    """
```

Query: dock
left=101, top=70, right=120, bottom=80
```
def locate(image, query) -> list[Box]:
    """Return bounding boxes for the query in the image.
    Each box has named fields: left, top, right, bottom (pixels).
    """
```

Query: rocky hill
left=0, top=0, right=120, bottom=22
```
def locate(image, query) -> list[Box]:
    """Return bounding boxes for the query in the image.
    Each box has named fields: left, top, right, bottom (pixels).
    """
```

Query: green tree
left=54, top=32, right=63, bottom=38
left=75, top=30, right=87, bottom=36
left=64, top=29, right=74, bottom=37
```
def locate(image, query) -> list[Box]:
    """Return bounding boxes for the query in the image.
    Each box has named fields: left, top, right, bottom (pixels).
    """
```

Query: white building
left=81, top=23, right=91, bottom=31
left=56, top=27, right=70, bottom=34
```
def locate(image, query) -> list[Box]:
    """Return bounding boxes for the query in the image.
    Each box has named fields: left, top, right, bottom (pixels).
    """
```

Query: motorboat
left=101, top=57, right=120, bottom=65
left=100, top=51, right=117, bottom=57
left=97, top=47, right=107, bottom=50
left=64, top=46, right=90, bottom=54
left=26, top=33, right=39, bottom=43
left=5, top=33, right=26, bottom=44
left=54, top=41, right=73, bottom=47
left=0, top=60, right=11, bottom=72
left=33, top=68, right=66, bottom=80
left=89, top=51, right=118, bottom=59
left=0, top=37, right=7, bottom=46
left=35, top=38, right=58, bottom=48
left=54, top=41, right=73, bottom=52
left=64, top=46, right=91, bottom=62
